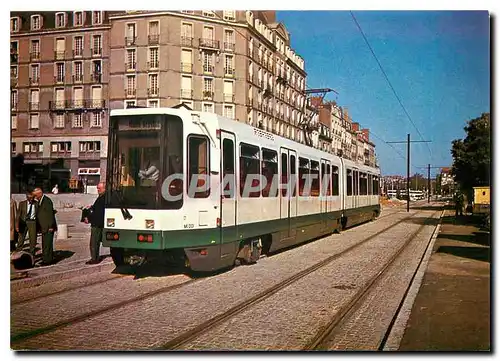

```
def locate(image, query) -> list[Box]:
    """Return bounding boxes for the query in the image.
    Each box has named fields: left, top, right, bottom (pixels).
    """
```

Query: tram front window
left=106, top=114, right=184, bottom=209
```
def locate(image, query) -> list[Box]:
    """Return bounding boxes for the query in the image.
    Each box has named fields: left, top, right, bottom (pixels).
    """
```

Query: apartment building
left=11, top=11, right=110, bottom=190
left=108, top=10, right=308, bottom=141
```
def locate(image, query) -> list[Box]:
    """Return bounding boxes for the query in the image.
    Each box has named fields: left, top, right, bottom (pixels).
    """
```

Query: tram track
left=158, top=210, right=429, bottom=350
left=303, top=210, right=441, bottom=350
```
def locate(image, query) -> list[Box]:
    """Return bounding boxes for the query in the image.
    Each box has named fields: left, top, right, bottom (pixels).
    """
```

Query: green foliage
left=451, top=113, right=490, bottom=194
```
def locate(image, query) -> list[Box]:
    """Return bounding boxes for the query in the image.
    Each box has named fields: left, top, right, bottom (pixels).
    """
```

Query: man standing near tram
left=83, top=182, right=106, bottom=264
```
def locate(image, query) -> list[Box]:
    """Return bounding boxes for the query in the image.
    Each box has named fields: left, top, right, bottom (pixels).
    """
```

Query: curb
left=382, top=208, right=445, bottom=351
left=10, top=258, right=115, bottom=291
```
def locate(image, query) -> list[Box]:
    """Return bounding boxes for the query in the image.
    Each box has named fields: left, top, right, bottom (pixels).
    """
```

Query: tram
left=103, top=107, right=380, bottom=271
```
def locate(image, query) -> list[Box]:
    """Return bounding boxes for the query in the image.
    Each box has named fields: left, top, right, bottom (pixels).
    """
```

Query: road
left=11, top=202, right=442, bottom=350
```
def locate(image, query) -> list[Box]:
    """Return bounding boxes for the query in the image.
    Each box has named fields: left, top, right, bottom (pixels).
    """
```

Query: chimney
left=319, top=107, right=332, bottom=127
left=352, top=122, right=360, bottom=132
left=259, top=11, right=276, bottom=24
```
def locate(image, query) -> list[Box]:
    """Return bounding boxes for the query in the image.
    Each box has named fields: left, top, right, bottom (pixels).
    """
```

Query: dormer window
left=202, top=11, right=215, bottom=18
left=74, top=11, right=83, bottom=26
left=223, top=10, right=235, bottom=21
left=55, top=12, right=66, bottom=28
left=10, top=17, right=19, bottom=32
left=31, top=15, right=41, bottom=30
left=92, top=11, right=102, bottom=25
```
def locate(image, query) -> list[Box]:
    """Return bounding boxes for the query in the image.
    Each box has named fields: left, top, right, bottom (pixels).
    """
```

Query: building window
left=11, top=90, right=18, bottom=110
left=54, top=114, right=65, bottom=128
left=202, top=103, right=214, bottom=113
left=224, top=29, right=235, bottom=51
left=92, top=35, right=102, bottom=56
left=223, top=80, right=234, bottom=103
left=30, top=64, right=40, bottom=84
left=51, top=142, right=71, bottom=153
left=11, top=115, right=17, bottom=130
left=148, top=100, right=159, bottom=108
left=203, top=52, right=214, bottom=73
left=126, top=75, right=136, bottom=96
left=148, top=74, right=159, bottom=96
left=223, top=104, right=235, bottom=119
left=73, top=61, right=83, bottom=82
left=126, top=23, right=136, bottom=45
left=74, top=36, right=83, bottom=56
left=92, top=11, right=102, bottom=25
left=149, top=21, right=159, bottom=44
left=30, top=40, right=40, bottom=60
left=203, top=78, right=213, bottom=100
left=55, top=12, right=66, bottom=28
left=149, top=47, right=159, bottom=68
left=30, top=89, right=40, bottom=111
left=224, top=55, right=234, bottom=76
left=181, top=76, right=192, bottom=99
left=31, top=15, right=41, bottom=30
left=79, top=141, right=101, bottom=153
left=24, top=142, right=43, bottom=154
left=125, top=100, right=136, bottom=108
left=202, top=10, right=215, bottom=18
left=55, top=63, right=65, bottom=83
left=74, top=11, right=83, bottom=26
left=91, top=112, right=102, bottom=127
left=72, top=113, right=83, bottom=128
left=181, top=49, right=192, bottom=72
left=126, top=49, right=136, bottom=70
left=223, top=10, right=236, bottom=21
left=29, top=114, right=40, bottom=129
left=11, top=17, right=19, bottom=32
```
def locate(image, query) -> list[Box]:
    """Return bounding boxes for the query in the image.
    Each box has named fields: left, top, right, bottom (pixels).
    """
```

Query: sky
left=276, top=10, right=490, bottom=177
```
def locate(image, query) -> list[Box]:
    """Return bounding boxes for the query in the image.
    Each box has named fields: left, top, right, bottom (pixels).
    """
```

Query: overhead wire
left=349, top=11, right=433, bottom=161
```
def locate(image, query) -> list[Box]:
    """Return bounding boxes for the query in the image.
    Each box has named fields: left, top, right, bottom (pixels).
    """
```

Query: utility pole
left=428, top=163, right=431, bottom=203
left=387, top=134, right=432, bottom=212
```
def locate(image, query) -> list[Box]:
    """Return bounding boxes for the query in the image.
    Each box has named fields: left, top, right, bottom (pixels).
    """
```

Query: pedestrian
left=32, top=187, right=57, bottom=265
left=10, top=197, right=17, bottom=252
left=52, top=184, right=59, bottom=194
left=16, top=190, right=38, bottom=255
left=83, top=182, right=106, bottom=265
left=454, top=191, right=464, bottom=217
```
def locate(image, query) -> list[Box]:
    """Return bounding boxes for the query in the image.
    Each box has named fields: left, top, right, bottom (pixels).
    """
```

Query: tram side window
left=240, top=143, right=260, bottom=197
left=360, top=173, right=367, bottom=195
left=347, top=169, right=352, bottom=196
left=310, top=160, right=320, bottom=197
left=326, top=164, right=331, bottom=196
left=262, top=148, right=278, bottom=197
left=368, top=174, right=372, bottom=195
left=222, top=138, right=235, bottom=198
left=187, top=135, right=210, bottom=198
left=290, top=154, right=297, bottom=196
left=354, top=171, right=359, bottom=195
left=299, top=157, right=310, bottom=196
left=281, top=153, right=288, bottom=197
left=332, top=166, right=339, bottom=196
left=373, top=176, right=379, bottom=195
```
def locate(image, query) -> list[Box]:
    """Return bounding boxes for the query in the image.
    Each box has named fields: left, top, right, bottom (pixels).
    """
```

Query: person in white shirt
left=138, top=161, right=160, bottom=182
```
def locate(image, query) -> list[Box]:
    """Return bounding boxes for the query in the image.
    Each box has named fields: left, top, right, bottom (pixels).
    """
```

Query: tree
left=451, top=113, right=490, bottom=198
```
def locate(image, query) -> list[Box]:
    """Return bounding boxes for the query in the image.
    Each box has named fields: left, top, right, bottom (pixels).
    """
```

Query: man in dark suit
left=16, top=190, right=38, bottom=254
left=33, top=187, right=57, bottom=265
left=83, top=182, right=106, bottom=264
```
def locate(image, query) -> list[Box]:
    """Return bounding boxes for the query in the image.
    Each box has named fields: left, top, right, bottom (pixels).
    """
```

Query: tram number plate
left=183, top=224, right=194, bottom=229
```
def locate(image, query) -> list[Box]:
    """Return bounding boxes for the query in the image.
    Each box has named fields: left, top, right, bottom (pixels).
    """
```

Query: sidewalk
left=398, top=209, right=491, bottom=351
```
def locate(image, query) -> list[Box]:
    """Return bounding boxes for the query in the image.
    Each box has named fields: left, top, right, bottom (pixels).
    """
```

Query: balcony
left=91, top=73, right=102, bottom=83
left=148, top=88, right=159, bottom=97
left=54, top=51, right=65, bottom=60
left=203, top=65, right=214, bottom=74
left=49, top=101, right=66, bottom=111
left=224, top=67, right=235, bottom=77
left=199, top=38, right=220, bottom=50
left=88, top=99, right=105, bottom=109
left=73, top=49, right=83, bottom=57
left=203, top=91, right=214, bottom=100
left=181, top=36, right=193, bottom=47
left=180, top=89, right=193, bottom=99
left=24, top=152, right=43, bottom=159
left=125, top=36, right=136, bottom=46
left=180, top=62, right=192, bottom=73
left=125, top=62, right=136, bottom=71
left=51, top=151, right=72, bottom=158
left=54, top=76, right=65, bottom=84
left=29, top=77, right=40, bottom=86
left=223, top=94, right=234, bottom=103
left=125, top=89, right=136, bottom=98
left=79, top=151, right=100, bottom=159
left=71, top=100, right=85, bottom=109
left=148, top=34, right=159, bottom=45
left=29, top=102, right=40, bottom=111
left=247, top=73, right=254, bottom=84
left=246, top=98, right=254, bottom=108
left=30, top=51, right=40, bottom=61
left=72, top=74, right=83, bottom=83
left=224, top=42, right=235, bottom=52
left=91, top=47, right=102, bottom=56
left=148, top=61, right=159, bottom=69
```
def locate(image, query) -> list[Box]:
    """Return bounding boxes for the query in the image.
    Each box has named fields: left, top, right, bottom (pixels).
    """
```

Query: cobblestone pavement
left=11, top=207, right=435, bottom=350
left=180, top=210, right=440, bottom=350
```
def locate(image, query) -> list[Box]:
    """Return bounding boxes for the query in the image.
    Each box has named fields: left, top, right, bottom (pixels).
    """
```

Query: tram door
left=220, top=132, right=237, bottom=245
left=353, top=169, right=359, bottom=209
left=320, top=159, right=331, bottom=228
left=280, top=148, right=297, bottom=238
